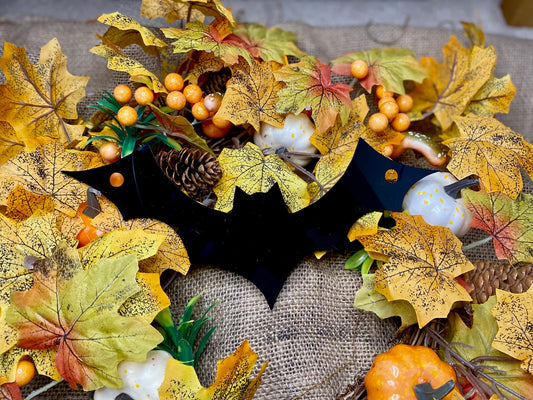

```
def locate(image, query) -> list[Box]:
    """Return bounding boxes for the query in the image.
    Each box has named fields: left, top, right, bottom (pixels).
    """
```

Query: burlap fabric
left=1, top=17, right=533, bottom=400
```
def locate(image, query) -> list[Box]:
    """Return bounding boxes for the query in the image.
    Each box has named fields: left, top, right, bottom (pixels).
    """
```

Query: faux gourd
left=365, top=344, right=459, bottom=400
left=76, top=202, right=105, bottom=247
left=253, top=113, right=317, bottom=166
left=402, top=172, right=473, bottom=237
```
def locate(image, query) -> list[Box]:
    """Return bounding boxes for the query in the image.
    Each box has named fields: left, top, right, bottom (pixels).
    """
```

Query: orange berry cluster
left=368, top=86, right=413, bottom=133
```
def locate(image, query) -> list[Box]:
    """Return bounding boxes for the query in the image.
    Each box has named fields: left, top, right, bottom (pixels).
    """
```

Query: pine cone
left=156, top=147, right=222, bottom=200
left=463, top=260, right=533, bottom=304
left=200, top=67, right=232, bottom=94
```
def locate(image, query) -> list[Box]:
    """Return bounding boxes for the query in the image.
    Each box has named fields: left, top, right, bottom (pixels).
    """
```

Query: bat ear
left=232, top=184, right=288, bottom=217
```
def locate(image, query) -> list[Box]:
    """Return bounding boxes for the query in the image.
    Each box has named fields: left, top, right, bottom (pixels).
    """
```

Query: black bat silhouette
left=64, top=139, right=434, bottom=307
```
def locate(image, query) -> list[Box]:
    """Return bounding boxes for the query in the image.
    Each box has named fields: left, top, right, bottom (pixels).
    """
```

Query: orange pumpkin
left=76, top=202, right=104, bottom=248
left=365, top=344, right=460, bottom=400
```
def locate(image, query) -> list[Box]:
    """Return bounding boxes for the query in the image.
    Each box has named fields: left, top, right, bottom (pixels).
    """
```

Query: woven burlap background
left=1, top=16, right=533, bottom=400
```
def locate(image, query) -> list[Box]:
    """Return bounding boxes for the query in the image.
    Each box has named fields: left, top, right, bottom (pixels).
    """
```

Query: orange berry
left=164, top=73, right=184, bottom=92
left=212, top=116, right=232, bottom=130
left=391, top=113, right=411, bottom=132
left=134, top=86, right=154, bottom=106
left=99, top=142, right=121, bottom=163
left=192, top=101, right=210, bottom=120
left=368, top=112, right=389, bottom=132
left=380, top=100, right=399, bottom=119
left=183, top=84, right=203, bottom=104
left=203, top=92, right=223, bottom=113
left=350, top=59, right=369, bottom=79
left=15, top=359, right=35, bottom=387
left=110, top=172, right=125, bottom=187
left=376, top=85, right=394, bottom=99
left=378, top=96, right=396, bottom=109
left=166, top=91, right=187, bottom=111
left=113, top=84, right=133, bottom=104
left=202, top=120, right=230, bottom=139
left=117, top=105, right=138, bottom=126
left=396, top=94, right=414, bottom=113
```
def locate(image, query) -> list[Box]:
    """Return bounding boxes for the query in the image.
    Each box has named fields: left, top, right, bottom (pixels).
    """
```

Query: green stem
left=462, top=235, right=492, bottom=251
left=24, top=379, right=63, bottom=400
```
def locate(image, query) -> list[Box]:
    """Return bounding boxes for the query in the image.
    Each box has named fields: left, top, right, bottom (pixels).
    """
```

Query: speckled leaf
left=140, top=0, right=205, bottom=23
left=331, top=47, right=426, bottom=94
left=185, top=52, right=224, bottom=84
left=159, top=340, right=266, bottom=400
left=214, top=142, right=309, bottom=212
left=0, top=142, right=103, bottom=217
left=347, top=211, right=382, bottom=241
left=78, top=228, right=166, bottom=270
left=216, top=58, right=284, bottom=131
left=492, top=286, right=533, bottom=375
left=119, top=272, right=170, bottom=322
left=228, top=23, right=304, bottom=64
left=6, top=252, right=163, bottom=390
left=0, top=346, right=59, bottom=387
left=90, top=44, right=166, bottom=93
left=97, top=12, right=169, bottom=57
left=0, top=122, right=25, bottom=166
left=181, top=0, right=236, bottom=26
left=444, top=114, right=533, bottom=198
left=462, top=189, right=533, bottom=264
left=409, top=37, right=496, bottom=130
left=461, top=21, right=485, bottom=47
left=354, top=274, right=418, bottom=331
left=352, top=212, right=473, bottom=327
left=0, top=39, right=88, bottom=145
left=2, top=186, right=54, bottom=222
left=162, top=19, right=251, bottom=66
left=446, top=297, right=533, bottom=395
left=465, top=74, right=516, bottom=117
left=274, top=56, right=352, bottom=134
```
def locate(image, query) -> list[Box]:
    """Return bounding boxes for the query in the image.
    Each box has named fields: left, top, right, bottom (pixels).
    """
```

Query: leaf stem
left=24, top=379, right=63, bottom=400
left=462, top=236, right=492, bottom=251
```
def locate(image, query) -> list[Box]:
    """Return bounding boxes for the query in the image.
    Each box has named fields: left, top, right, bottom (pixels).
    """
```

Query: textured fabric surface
left=1, top=18, right=532, bottom=400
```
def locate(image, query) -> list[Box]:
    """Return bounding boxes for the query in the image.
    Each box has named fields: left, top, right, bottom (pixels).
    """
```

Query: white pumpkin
left=402, top=172, right=473, bottom=237
left=93, top=350, right=172, bottom=400
left=253, top=113, right=317, bottom=166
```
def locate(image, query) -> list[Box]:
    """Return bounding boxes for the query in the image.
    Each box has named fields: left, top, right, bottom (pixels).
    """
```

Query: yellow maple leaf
left=1, top=186, right=54, bottom=222
left=214, top=142, right=309, bottom=212
left=185, top=51, right=225, bottom=84
left=0, top=122, right=25, bottom=166
left=216, top=58, right=284, bottom=131
left=443, top=114, right=533, bottom=198
left=159, top=340, right=267, bottom=400
left=0, top=141, right=103, bottom=217
left=347, top=211, right=382, bottom=241
left=352, top=212, right=473, bottom=327
left=465, top=74, right=516, bottom=117
left=492, top=286, right=533, bottom=375
left=140, top=0, right=205, bottom=23
left=0, top=39, right=88, bottom=145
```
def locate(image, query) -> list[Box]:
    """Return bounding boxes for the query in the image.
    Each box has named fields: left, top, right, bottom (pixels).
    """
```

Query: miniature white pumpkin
left=93, top=350, right=172, bottom=400
left=253, top=113, right=317, bottom=166
left=402, top=172, right=473, bottom=237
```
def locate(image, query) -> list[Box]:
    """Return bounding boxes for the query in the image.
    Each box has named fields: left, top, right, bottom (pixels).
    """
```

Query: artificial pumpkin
left=365, top=344, right=460, bottom=400
left=253, top=113, right=317, bottom=166
left=76, top=202, right=104, bottom=247
left=402, top=172, right=473, bottom=237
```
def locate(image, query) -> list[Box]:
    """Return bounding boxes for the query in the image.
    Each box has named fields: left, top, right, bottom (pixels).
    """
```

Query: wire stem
left=24, top=379, right=63, bottom=400
left=462, top=236, right=492, bottom=251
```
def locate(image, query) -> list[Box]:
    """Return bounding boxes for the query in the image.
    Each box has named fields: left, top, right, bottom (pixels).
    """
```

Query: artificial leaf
left=162, top=19, right=252, bottom=66
left=347, top=211, right=382, bottom=241
left=119, top=272, right=171, bottom=321
left=214, top=142, right=309, bottom=212
left=410, top=36, right=496, bottom=130
left=354, top=273, right=418, bottom=331
left=462, top=189, right=533, bottom=264
left=97, top=12, right=169, bottom=57
left=159, top=340, right=266, bottom=400
left=461, top=22, right=485, bottom=47
left=492, top=287, right=533, bottom=375
left=352, top=212, right=473, bottom=327
left=140, top=0, right=205, bottom=23
left=274, top=56, right=353, bottom=134
left=0, top=141, right=103, bottom=217
left=180, top=0, right=236, bottom=26
left=90, top=44, right=166, bottom=93
left=446, top=297, right=533, bottom=396
left=331, top=47, right=426, bottom=94
left=465, top=74, right=516, bottom=117
left=0, top=39, right=88, bottom=145
left=0, top=382, right=22, bottom=400
left=0, top=346, right=59, bottom=387
left=0, top=122, right=25, bottom=166
left=1, top=186, right=54, bottom=222
left=185, top=52, right=225, bottom=84
left=228, top=23, right=304, bottom=64
left=443, top=114, right=533, bottom=198
left=149, top=104, right=212, bottom=154
left=216, top=58, right=284, bottom=131
left=6, top=251, right=163, bottom=390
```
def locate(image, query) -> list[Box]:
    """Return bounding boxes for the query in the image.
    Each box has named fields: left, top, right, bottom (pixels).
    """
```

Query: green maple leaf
left=274, top=56, right=353, bottom=134
left=331, top=47, right=426, bottom=94
left=6, top=247, right=163, bottom=391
